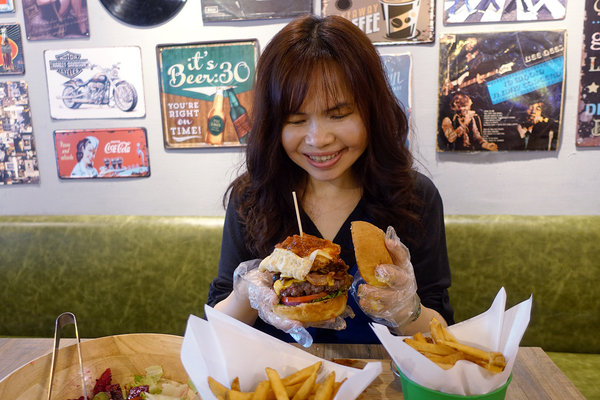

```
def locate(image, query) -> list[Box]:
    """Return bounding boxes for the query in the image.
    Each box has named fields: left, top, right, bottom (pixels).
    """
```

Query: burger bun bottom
left=273, top=293, right=348, bottom=323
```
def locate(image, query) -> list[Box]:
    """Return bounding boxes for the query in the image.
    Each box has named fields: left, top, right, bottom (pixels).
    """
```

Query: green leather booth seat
left=0, top=216, right=223, bottom=338
left=0, top=215, right=598, bottom=399
left=444, top=215, right=600, bottom=400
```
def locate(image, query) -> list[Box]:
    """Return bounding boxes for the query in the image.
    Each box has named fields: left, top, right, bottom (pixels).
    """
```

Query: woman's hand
left=352, top=227, right=421, bottom=329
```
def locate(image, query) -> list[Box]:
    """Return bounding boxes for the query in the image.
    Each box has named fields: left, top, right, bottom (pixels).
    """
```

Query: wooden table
left=0, top=338, right=585, bottom=399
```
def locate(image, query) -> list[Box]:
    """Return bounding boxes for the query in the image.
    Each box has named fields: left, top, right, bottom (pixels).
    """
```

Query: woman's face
left=281, top=75, right=367, bottom=186
left=82, top=142, right=96, bottom=165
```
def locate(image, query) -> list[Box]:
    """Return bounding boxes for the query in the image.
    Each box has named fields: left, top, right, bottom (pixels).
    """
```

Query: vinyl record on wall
left=100, top=0, right=186, bottom=27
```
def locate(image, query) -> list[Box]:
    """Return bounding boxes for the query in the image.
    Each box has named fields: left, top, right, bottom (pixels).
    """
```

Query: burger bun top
left=351, top=221, right=392, bottom=286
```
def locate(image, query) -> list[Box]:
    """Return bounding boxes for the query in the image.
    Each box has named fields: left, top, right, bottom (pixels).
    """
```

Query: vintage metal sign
left=0, top=24, right=24, bottom=75
left=322, top=0, right=434, bottom=45
left=157, top=40, right=258, bottom=148
left=53, top=128, right=150, bottom=179
left=576, top=0, right=600, bottom=147
left=0, top=0, right=15, bottom=13
left=0, top=81, right=39, bottom=185
left=22, top=0, right=89, bottom=40
left=437, top=30, right=566, bottom=152
left=202, top=0, right=311, bottom=22
left=44, top=47, right=145, bottom=119
left=443, top=0, right=566, bottom=24
left=381, top=53, right=412, bottom=122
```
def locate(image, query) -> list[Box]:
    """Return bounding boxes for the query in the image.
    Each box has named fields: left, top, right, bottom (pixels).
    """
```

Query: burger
left=258, top=233, right=354, bottom=323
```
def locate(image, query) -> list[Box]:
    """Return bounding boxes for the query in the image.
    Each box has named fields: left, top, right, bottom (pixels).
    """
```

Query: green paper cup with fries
left=393, top=363, right=512, bottom=400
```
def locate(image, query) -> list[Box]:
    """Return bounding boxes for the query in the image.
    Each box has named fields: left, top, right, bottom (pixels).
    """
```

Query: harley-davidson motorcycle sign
left=44, top=46, right=145, bottom=119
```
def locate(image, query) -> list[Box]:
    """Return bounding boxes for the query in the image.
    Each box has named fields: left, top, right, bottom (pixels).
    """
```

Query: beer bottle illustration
left=226, top=88, right=251, bottom=144
left=206, top=88, right=225, bottom=145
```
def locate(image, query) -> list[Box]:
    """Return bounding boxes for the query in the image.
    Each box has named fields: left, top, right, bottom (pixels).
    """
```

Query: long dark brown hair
left=226, top=14, right=421, bottom=256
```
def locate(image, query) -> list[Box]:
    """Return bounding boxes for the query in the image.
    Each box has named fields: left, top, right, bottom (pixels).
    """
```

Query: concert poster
left=576, top=0, right=600, bottom=148
left=437, top=30, right=566, bottom=152
left=0, top=0, right=15, bottom=13
left=443, top=0, right=566, bottom=24
left=0, top=81, right=39, bottom=186
left=44, top=47, right=145, bottom=120
left=322, top=0, right=434, bottom=45
left=201, top=0, right=311, bottom=22
left=156, top=40, right=258, bottom=149
left=0, top=24, right=25, bottom=75
left=381, top=53, right=412, bottom=128
left=22, top=0, right=89, bottom=40
left=53, top=128, right=150, bottom=179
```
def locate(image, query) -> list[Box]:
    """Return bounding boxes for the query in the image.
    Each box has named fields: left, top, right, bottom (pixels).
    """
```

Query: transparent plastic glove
left=351, top=226, right=421, bottom=328
left=233, top=260, right=354, bottom=347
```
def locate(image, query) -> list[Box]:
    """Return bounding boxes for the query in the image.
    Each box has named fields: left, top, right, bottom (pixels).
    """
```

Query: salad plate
left=0, top=333, right=198, bottom=399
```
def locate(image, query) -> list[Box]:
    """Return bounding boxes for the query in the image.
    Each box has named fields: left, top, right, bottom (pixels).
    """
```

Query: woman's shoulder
left=414, top=171, right=440, bottom=196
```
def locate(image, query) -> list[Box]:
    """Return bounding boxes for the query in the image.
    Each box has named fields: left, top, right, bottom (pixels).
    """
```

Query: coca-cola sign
left=104, top=140, right=131, bottom=154
left=53, top=128, right=150, bottom=180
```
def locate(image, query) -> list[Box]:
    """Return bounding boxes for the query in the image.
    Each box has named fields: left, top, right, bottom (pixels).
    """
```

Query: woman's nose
left=304, top=120, right=334, bottom=148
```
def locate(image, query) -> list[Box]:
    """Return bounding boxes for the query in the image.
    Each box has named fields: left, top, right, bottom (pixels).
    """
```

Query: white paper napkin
left=181, top=306, right=383, bottom=400
left=371, top=287, right=532, bottom=396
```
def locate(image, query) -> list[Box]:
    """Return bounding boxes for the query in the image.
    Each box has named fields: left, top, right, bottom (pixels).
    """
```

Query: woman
left=207, top=15, right=454, bottom=345
left=70, top=136, right=99, bottom=177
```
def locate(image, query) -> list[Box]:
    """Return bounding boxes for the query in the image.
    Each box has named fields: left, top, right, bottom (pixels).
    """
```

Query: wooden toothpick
left=292, top=191, right=303, bottom=237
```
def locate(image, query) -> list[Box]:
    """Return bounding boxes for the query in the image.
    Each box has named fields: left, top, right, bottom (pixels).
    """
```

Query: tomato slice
left=280, top=292, right=328, bottom=305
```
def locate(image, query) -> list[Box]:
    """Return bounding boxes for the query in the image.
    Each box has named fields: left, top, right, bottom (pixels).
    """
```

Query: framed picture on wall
left=381, top=52, right=412, bottom=127
left=44, top=46, right=145, bottom=119
left=22, top=0, right=89, bottom=40
left=437, top=30, right=566, bottom=152
left=202, top=0, right=311, bottom=22
left=443, top=0, right=567, bottom=24
left=156, top=39, right=259, bottom=149
left=0, top=81, right=39, bottom=185
left=576, top=0, right=600, bottom=148
left=322, top=0, right=434, bottom=45
left=0, top=0, right=15, bottom=13
left=53, top=128, right=150, bottom=179
left=0, top=24, right=25, bottom=75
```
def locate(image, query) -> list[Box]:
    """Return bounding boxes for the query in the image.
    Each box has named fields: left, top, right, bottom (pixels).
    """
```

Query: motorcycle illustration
left=60, top=63, right=138, bottom=112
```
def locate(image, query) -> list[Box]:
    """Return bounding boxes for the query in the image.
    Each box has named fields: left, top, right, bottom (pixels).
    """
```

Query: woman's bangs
left=283, top=61, right=350, bottom=114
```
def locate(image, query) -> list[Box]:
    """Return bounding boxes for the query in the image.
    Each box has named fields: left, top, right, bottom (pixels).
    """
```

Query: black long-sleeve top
left=207, top=172, right=454, bottom=343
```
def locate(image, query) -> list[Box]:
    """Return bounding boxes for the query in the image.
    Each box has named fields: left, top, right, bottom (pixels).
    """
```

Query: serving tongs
left=47, top=312, right=88, bottom=400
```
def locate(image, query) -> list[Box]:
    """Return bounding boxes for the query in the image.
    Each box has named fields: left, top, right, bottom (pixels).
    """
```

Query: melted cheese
left=273, top=278, right=301, bottom=295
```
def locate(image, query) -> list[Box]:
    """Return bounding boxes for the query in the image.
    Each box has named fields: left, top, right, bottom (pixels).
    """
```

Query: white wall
left=1, top=0, right=597, bottom=216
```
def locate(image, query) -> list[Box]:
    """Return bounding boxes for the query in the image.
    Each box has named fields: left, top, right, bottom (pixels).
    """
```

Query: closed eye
left=329, top=104, right=354, bottom=120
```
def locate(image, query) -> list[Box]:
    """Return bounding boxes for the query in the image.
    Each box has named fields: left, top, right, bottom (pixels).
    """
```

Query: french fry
left=404, top=338, right=457, bottom=355
left=291, top=368, right=318, bottom=400
left=208, top=376, right=229, bottom=398
left=285, top=382, right=304, bottom=398
left=420, top=351, right=465, bottom=369
left=227, top=390, right=253, bottom=400
left=281, top=362, right=322, bottom=386
left=332, top=377, right=347, bottom=398
left=210, top=361, right=344, bottom=400
left=404, top=318, right=507, bottom=373
left=313, top=371, right=335, bottom=400
left=430, top=317, right=457, bottom=343
left=266, top=367, right=290, bottom=400
left=252, top=381, right=271, bottom=400
left=413, top=332, right=429, bottom=343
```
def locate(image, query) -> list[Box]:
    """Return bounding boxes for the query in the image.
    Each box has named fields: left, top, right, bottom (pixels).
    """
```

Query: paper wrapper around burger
left=371, top=287, right=532, bottom=396
left=181, top=306, right=382, bottom=400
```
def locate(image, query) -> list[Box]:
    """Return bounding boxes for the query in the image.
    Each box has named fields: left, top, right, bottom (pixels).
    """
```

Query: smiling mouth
left=306, top=151, right=341, bottom=163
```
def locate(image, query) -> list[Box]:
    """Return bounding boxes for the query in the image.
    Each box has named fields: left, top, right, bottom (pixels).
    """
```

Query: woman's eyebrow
left=326, top=102, right=352, bottom=112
